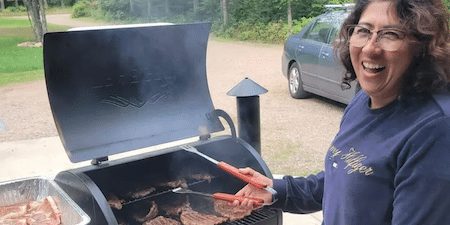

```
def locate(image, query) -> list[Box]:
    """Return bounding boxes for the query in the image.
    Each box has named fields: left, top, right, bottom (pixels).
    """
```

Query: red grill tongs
left=180, top=145, right=277, bottom=204
left=172, top=187, right=265, bottom=206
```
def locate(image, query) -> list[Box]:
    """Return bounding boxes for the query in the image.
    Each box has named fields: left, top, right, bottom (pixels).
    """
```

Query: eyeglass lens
left=348, top=25, right=406, bottom=51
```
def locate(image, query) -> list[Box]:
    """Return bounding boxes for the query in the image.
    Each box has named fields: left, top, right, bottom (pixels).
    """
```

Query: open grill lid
left=43, top=23, right=224, bottom=163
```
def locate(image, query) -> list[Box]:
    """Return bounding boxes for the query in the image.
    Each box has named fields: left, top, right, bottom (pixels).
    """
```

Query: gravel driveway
left=0, top=15, right=345, bottom=176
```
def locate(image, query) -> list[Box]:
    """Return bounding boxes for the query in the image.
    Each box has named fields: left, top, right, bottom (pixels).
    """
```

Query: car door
left=295, top=19, right=325, bottom=91
left=317, top=22, right=347, bottom=97
left=317, top=18, right=358, bottom=103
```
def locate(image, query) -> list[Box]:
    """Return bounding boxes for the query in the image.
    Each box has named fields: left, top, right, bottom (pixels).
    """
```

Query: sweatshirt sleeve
left=271, top=171, right=324, bottom=213
left=392, top=117, right=450, bottom=225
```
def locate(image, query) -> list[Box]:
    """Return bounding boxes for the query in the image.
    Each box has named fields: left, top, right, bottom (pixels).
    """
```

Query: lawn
left=0, top=17, right=69, bottom=86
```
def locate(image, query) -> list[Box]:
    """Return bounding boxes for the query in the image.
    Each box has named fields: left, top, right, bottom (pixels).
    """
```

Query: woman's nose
left=362, top=34, right=382, bottom=54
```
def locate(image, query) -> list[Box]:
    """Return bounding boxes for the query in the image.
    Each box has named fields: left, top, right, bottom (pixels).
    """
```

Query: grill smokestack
left=227, top=77, right=267, bottom=154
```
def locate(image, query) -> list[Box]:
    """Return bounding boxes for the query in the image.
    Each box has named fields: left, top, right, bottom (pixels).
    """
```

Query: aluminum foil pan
left=0, top=177, right=90, bottom=225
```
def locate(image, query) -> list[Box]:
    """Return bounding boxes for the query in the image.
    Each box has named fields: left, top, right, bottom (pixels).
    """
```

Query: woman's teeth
left=362, top=62, right=385, bottom=73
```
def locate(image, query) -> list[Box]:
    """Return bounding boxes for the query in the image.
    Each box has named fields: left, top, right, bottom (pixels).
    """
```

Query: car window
left=303, top=19, right=335, bottom=44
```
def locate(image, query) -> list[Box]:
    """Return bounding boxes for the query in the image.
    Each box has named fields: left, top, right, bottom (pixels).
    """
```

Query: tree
left=164, top=0, right=169, bottom=16
left=287, top=0, right=292, bottom=32
left=129, top=0, right=135, bottom=14
left=0, top=0, right=4, bottom=11
left=23, top=0, right=48, bottom=43
left=193, top=0, right=198, bottom=14
left=220, top=0, right=228, bottom=26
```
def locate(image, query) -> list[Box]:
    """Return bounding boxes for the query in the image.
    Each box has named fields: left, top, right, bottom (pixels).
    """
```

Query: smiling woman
left=233, top=0, right=450, bottom=224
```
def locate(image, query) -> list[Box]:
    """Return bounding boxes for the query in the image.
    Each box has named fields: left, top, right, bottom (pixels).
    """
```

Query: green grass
left=0, top=6, right=72, bottom=17
left=0, top=70, right=44, bottom=86
left=0, top=17, right=32, bottom=28
left=0, top=17, right=70, bottom=86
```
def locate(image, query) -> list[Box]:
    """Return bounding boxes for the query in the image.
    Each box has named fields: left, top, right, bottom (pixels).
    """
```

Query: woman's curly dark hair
left=335, top=0, right=450, bottom=96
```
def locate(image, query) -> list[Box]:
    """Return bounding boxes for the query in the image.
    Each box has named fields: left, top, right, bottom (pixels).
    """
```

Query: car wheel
left=288, top=62, right=309, bottom=99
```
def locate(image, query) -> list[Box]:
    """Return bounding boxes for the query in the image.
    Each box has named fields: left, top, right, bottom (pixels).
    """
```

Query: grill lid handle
left=208, top=109, right=236, bottom=139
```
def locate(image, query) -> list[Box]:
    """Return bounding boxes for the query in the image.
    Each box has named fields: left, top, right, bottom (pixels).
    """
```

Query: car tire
left=288, top=62, right=309, bottom=99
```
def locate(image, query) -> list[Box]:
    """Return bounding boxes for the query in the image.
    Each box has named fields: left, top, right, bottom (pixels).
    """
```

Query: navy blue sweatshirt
left=272, top=91, right=450, bottom=225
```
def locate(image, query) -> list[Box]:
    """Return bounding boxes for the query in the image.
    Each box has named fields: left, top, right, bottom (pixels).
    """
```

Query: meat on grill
left=180, top=207, right=228, bottom=225
left=190, top=174, right=214, bottom=183
left=160, top=179, right=188, bottom=189
left=133, top=201, right=159, bottom=223
left=107, top=194, right=125, bottom=210
left=0, top=196, right=61, bottom=225
left=129, top=187, right=157, bottom=199
left=160, top=198, right=191, bottom=216
left=213, top=199, right=252, bottom=221
left=142, top=216, right=181, bottom=225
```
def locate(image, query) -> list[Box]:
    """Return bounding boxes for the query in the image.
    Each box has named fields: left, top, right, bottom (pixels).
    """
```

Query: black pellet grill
left=43, top=23, right=282, bottom=225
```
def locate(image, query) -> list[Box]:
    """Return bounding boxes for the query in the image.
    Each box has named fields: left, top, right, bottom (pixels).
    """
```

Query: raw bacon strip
left=26, top=196, right=61, bottom=225
left=0, top=196, right=61, bottom=225
left=0, top=218, right=28, bottom=225
left=0, top=203, right=28, bottom=220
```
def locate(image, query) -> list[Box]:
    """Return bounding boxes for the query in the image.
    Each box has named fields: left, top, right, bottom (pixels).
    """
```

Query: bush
left=291, top=17, right=314, bottom=34
left=47, top=0, right=77, bottom=7
left=98, top=0, right=130, bottom=21
left=4, top=6, right=27, bottom=13
left=72, top=0, right=97, bottom=18
left=212, top=18, right=313, bottom=44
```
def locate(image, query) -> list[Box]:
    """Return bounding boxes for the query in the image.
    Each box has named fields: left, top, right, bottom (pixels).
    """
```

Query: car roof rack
left=324, top=3, right=355, bottom=11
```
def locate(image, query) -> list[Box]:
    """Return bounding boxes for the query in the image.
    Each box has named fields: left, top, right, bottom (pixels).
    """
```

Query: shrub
left=47, top=0, right=77, bottom=7
left=212, top=18, right=313, bottom=44
left=72, top=0, right=97, bottom=18
left=4, top=6, right=27, bottom=13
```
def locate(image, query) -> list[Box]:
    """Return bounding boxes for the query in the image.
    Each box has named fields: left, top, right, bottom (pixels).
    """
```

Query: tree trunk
left=129, top=0, right=134, bottom=15
left=147, top=0, right=152, bottom=21
left=193, top=0, right=198, bottom=14
left=23, top=0, right=47, bottom=42
left=39, top=0, right=47, bottom=34
left=15, top=0, right=19, bottom=7
left=164, top=0, right=169, bottom=17
left=60, top=0, right=64, bottom=7
left=220, top=0, right=228, bottom=26
left=287, top=0, right=292, bottom=33
left=0, top=0, right=5, bottom=11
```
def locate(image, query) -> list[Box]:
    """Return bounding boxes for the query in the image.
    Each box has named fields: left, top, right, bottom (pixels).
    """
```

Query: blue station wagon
left=281, top=8, right=359, bottom=104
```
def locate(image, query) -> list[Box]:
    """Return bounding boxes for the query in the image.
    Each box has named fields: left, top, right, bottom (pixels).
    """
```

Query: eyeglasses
left=346, top=25, right=407, bottom=51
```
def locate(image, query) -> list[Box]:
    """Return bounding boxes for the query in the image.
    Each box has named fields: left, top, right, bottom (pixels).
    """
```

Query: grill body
left=55, top=137, right=282, bottom=225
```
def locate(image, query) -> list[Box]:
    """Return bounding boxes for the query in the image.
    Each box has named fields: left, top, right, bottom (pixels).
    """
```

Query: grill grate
left=225, top=208, right=279, bottom=225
